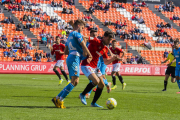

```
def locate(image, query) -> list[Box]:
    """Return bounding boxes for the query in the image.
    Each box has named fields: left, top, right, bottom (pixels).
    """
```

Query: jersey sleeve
left=73, top=32, right=83, bottom=44
left=89, top=37, right=100, bottom=44
left=117, top=48, right=123, bottom=54
left=102, top=47, right=108, bottom=59
left=60, top=44, right=65, bottom=52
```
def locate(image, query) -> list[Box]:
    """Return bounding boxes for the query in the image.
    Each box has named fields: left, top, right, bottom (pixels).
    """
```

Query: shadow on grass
left=12, top=96, right=52, bottom=98
left=115, top=90, right=161, bottom=93
left=97, top=109, right=109, bottom=110
left=0, top=105, right=89, bottom=109
left=0, top=105, right=56, bottom=109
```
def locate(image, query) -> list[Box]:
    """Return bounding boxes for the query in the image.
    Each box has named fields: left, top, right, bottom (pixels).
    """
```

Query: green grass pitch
left=0, top=74, right=180, bottom=120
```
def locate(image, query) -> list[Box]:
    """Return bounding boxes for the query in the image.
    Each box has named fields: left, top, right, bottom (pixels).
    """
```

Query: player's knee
left=74, top=81, right=79, bottom=86
left=171, top=79, right=176, bottom=83
left=111, top=72, right=115, bottom=76
left=98, top=82, right=105, bottom=88
left=53, top=69, right=57, bottom=72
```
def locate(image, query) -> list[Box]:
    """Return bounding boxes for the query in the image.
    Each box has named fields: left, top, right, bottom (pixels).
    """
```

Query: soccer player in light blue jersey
left=169, top=39, right=180, bottom=94
left=52, top=20, right=92, bottom=108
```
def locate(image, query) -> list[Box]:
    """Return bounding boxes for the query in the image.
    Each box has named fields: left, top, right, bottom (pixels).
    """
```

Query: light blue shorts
left=66, top=54, right=81, bottom=79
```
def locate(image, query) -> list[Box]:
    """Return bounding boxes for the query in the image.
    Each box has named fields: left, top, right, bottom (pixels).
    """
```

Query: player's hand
left=83, top=36, right=89, bottom=40
left=117, top=57, right=122, bottom=61
left=167, top=63, right=171, bottom=66
left=178, top=62, right=180, bottom=65
left=50, top=46, right=53, bottom=51
left=87, top=56, right=92, bottom=63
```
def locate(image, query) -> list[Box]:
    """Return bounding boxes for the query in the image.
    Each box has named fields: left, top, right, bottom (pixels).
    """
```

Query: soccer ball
left=106, top=98, right=117, bottom=109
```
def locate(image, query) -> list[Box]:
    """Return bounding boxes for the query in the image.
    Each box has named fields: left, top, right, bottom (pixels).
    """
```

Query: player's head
left=56, top=36, right=60, bottom=44
left=112, top=40, right=117, bottom=48
left=174, top=38, right=179, bottom=49
left=90, top=29, right=97, bottom=37
left=73, top=20, right=85, bottom=33
left=103, top=31, right=114, bottom=45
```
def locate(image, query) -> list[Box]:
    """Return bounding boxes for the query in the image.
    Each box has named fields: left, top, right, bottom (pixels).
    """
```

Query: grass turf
left=0, top=74, right=180, bottom=120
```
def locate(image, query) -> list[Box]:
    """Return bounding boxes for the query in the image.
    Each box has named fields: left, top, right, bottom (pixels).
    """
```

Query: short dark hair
left=112, top=39, right=117, bottom=43
left=104, top=31, right=114, bottom=39
left=56, top=36, right=60, bottom=40
left=90, top=29, right=97, bottom=33
left=174, top=38, right=179, bottom=44
left=74, top=20, right=86, bottom=27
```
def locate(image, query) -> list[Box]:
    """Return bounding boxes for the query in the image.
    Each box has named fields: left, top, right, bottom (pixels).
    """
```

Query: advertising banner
left=0, top=62, right=167, bottom=76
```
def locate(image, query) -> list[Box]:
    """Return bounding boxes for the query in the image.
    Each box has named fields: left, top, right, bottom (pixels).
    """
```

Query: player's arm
left=64, top=46, right=69, bottom=55
left=64, top=43, right=69, bottom=55
left=80, top=41, right=92, bottom=63
left=59, top=44, right=65, bottom=54
left=167, top=58, right=176, bottom=66
left=121, top=50, right=125, bottom=58
left=103, top=55, right=118, bottom=65
left=83, top=36, right=89, bottom=44
left=161, top=59, right=168, bottom=64
left=107, top=47, right=114, bottom=57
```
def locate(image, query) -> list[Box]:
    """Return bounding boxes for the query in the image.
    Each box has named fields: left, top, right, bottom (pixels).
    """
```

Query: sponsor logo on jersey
left=90, top=37, right=94, bottom=40
left=96, top=51, right=102, bottom=56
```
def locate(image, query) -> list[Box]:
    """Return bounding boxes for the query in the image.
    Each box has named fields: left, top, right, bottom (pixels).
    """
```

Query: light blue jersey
left=173, top=48, right=180, bottom=77
left=65, top=31, right=84, bottom=79
left=65, top=31, right=83, bottom=56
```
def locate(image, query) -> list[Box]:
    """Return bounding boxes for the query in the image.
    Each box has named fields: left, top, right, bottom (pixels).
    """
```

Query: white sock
left=60, top=97, right=64, bottom=101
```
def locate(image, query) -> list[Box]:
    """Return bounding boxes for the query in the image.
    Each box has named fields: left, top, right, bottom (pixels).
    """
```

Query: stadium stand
left=154, top=2, right=180, bottom=27
left=1, top=0, right=179, bottom=65
left=79, top=0, right=180, bottom=64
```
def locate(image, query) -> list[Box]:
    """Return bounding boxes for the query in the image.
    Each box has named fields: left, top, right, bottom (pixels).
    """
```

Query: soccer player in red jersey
left=79, top=31, right=120, bottom=107
left=51, top=36, right=70, bottom=85
left=109, top=40, right=126, bottom=90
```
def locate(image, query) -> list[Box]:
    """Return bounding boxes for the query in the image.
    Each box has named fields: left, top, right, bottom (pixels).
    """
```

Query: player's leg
left=116, top=72, right=126, bottom=90
left=100, top=64, right=111, bottom=92
left=60, top=65, right=70, bottom=85
left=171, top=67, right=176, bottom=83
left=80, top=73, right=99, bottom=105
left=52, top=55, right=80, bottom=108
left=86, top=80, right=93, bottom=99
left=162, top=74, right=169, bottom=91
left=176, top=69, right=180, bottom=94
left=102, top=74, right=111, bottom=93
left=53, top=62, right=63, bottom=85
left=111, top=71, right=117, bottom=90
left=80, top=66, right=99, bottom=105
left=162, top=66, right=171, bottom=91
left=91, top=75, right=104, bottom=108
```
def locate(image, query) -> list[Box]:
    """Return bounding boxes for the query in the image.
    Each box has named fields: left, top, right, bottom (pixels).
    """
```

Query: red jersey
left=81, top=37, right=108, bottom=68
left=109, top=47, right=123, bottom=64
left=51, top=43, right=65, bottom=61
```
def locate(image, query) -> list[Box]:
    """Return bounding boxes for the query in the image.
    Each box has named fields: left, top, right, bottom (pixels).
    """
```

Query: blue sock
left=103, top=79, right=108, bottom=87
left=177, top=80, right=180, bottom=89
left=60, top=83, right=74, bottom=99
left=57, top=86, right=67, bottom=97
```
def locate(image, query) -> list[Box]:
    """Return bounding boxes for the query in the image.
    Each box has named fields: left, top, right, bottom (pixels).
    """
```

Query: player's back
left=66, top=31, right=83, bottom=56
left=173, top=48, right=180, bottom=67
